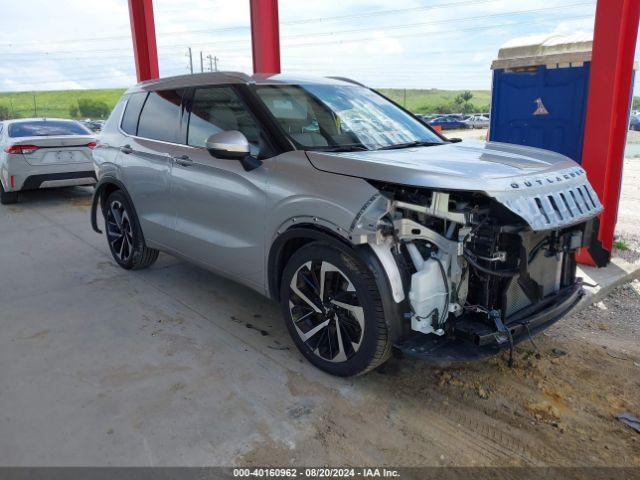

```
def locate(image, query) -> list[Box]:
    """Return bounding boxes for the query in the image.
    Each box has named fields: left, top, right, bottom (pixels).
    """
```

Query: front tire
left=103, top=190, right=159, bottom=270
left=280, top=242, right=391, bottom=376
left=0, top=183, right=18, bottom=205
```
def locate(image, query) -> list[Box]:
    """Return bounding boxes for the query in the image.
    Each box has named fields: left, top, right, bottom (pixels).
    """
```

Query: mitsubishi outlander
left=91, top=73, right=604, bottom=376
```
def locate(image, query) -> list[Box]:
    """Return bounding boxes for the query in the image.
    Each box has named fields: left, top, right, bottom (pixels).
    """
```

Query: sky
left=0, top=0, right=634, bottom=93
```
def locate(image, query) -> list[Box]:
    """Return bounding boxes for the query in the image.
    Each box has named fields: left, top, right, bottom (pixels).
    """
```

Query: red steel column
left=578, top=0, right=640, bottom=265
left=128, top=0, right=160, bottom=82
left=250, top=0, right=281, bottom=74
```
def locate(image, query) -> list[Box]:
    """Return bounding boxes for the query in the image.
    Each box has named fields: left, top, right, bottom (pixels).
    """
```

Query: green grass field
left=0, top=89, right=125, bottom=119
left=0, top=87, right=491, bottom=119
left=378, top=88, right=492, bottom=114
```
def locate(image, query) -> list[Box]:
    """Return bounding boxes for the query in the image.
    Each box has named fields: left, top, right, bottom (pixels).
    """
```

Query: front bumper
left=395, top=280, right=584, bottom=362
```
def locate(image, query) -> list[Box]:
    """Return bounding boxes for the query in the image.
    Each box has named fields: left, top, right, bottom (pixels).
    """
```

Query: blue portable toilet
left=489, top=34, right=595, bottom=163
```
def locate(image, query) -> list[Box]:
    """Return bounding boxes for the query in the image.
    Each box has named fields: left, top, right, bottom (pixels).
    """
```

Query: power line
left=0, top=9, right=592, bottom=83
left=0, top=10, right=592, bottom=85
left=0, top=2, right=593, bottom=56
left=171, top=13, right=595, bottom=54
left=7, top=68, right=187, bottom=87
left=279, top=0, right=507, bottom=24
left=179, top=2, right=595, bottom=49
left=0, top=5, right=596, bottom=89
left=0, top=0, right=510, bottom=46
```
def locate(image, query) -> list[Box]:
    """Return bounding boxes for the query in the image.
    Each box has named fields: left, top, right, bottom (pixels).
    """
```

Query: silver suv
left=91, top=73, right=604, bottom=376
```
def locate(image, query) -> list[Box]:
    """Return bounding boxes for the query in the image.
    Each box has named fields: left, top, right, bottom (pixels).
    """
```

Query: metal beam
left=250, top=0, right=281, bottom=74
left=128, top=0, right=159, bottom=82
left=578, top=0, right=640, bottom=266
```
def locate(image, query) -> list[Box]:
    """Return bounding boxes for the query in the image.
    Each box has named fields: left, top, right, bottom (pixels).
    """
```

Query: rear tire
left=103, top=190, right=159, bottom=270
left=280, top=242, right=391, bottom=376
left=0, top=183, right=18, bottom=205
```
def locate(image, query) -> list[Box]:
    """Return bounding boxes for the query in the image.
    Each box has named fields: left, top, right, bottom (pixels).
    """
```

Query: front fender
left=267, top=225, right=408, bottom=343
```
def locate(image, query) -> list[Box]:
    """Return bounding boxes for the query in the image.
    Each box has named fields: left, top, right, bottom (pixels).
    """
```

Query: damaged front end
left=350, top=173, right=603, bottom=362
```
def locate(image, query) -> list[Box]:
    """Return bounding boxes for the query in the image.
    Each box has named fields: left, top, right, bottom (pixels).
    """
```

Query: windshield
left=8, top=120, right=91, bottom=138
left=254, top=83, right=444, bottom=151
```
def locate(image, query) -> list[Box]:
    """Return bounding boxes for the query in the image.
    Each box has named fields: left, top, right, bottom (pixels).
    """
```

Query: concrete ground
left=1, top=144, right=639, bottom=466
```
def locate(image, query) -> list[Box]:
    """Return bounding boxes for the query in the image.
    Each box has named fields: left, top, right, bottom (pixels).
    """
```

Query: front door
left=169, top=85, right=271, bottom=288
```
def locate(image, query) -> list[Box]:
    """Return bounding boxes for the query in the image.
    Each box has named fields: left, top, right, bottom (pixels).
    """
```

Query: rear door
left=118, top=89, right=185, bottom=247
left=168, top=85, right=271, bottom=288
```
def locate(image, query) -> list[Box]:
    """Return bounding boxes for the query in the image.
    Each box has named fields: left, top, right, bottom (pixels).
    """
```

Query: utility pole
left=199, top=51, right=204, bottom=73
left=187, top=47, right=193, bottom=74
left=207, top=55, right=219, bottom=72
left=33, top=94, right=37, bottom=117
left=9, top=98, right=15, bottom=118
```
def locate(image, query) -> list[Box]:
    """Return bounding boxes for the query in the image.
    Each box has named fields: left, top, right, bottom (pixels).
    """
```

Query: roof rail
left=326, top=76, right=365, bottom=87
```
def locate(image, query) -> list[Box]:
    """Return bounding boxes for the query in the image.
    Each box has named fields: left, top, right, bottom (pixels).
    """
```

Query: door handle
left=173, top=155, right=193, bottom=167
left=120, top=144, right=133, bottom=155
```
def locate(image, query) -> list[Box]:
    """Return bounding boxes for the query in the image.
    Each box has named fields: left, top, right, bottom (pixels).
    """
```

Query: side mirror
left=205, top=130, right=262, bottom=171
left=448, top=138, right=463, bottom=143
left=205, top=130, right=250, bottom=160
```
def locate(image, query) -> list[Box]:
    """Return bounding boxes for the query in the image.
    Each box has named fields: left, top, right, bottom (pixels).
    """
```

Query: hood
left=306, top=140, right=577, bottom=191
left=307, top=140, right=603, bottom=231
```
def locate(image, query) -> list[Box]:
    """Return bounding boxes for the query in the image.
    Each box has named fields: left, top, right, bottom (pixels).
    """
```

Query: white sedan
left=463, top=115, right=490, bottom=129
left=0, top=118, right=97, bottom=204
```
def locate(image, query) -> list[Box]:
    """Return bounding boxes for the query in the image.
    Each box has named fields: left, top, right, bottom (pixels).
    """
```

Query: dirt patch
left=68, top=195, right=93, bottom=209
left=237, top=282, right=640, bottom=467
left=19, top=329, right=50, bottom=340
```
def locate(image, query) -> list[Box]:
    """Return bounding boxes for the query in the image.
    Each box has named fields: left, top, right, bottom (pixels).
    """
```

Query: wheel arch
left=90, top=176, right=145, bottom=243
left=268, top=224, right=351, bottom=300
left=268, top=224, right=407, bottom=342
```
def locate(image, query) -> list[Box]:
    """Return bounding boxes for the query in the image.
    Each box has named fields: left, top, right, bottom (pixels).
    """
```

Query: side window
left=120, top=92, right=147, bottom=135
left=187, top=86, right=264, bottom=156
left=104, top=97, right=126, bottom=133
left=137, top=89, right=184, bottom=142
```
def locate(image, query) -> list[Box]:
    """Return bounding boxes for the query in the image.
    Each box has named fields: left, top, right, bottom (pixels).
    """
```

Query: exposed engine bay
left=350, top=171, right=604, bottom=356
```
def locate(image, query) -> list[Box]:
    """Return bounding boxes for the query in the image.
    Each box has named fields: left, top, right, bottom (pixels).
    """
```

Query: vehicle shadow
left=9, top=186, right=94, bottom=208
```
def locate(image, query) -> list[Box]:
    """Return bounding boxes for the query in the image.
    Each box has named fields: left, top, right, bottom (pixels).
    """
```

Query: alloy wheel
left=289, top=260, right=365, bottom=363
left=106, top=200, right=134, bottom=263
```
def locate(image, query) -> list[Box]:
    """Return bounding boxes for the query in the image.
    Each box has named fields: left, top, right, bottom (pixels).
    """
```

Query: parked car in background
left=463, top=114, right=490, bottom=129
left=92, top=72, right=603, bottom=376
left=629, top=114, right=640, bottom=131
left=82, top=119, right=105, bottom=132
left=428, top=116, right=469, bottom=130
left=417, top=114, right=439, bottom=123
left=0, top=118, right=96, bottom=204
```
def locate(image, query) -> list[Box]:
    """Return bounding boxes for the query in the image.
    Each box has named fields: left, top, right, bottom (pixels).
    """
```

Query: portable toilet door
left=489, top=34, right=594, bottom=164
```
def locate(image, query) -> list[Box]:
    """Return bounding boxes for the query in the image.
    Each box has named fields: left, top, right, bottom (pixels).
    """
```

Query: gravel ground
left=237, top=282, right=640, bottom=467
